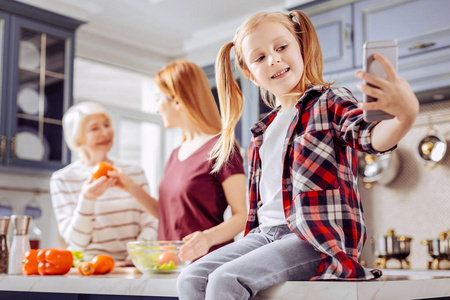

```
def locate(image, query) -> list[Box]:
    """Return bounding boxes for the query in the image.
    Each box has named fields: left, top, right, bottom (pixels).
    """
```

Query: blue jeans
left=177, top=225, right=322, bottom=300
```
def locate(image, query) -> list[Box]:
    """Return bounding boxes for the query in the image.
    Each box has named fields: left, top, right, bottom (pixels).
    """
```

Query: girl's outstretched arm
left=356, top=53, right=419, bottom=152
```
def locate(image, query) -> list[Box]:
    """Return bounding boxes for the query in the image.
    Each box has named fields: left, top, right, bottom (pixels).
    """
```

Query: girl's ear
left=243, top=70, right=259, bottom=87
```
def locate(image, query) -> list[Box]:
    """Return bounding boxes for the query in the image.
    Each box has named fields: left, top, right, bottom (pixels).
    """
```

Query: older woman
left=49, top=102, right=158, bottom=262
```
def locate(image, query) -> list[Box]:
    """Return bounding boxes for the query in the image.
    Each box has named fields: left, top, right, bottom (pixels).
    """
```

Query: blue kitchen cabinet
left=353, top=0, right=450, bottom=67
left=0, top=10, right=10, bottom=166
left=0, top=1, right=83, bottom=173
left=309, top=4, right=354, bottom=75
left=353, top=0, right=450, bottom=96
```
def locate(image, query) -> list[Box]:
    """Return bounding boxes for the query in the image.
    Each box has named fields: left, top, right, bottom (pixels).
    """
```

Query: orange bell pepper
left=37, top=248, right=73, bottom=275
left=91, top=254, right=115, bottom=274
left=22, top=249, right=40, bottom=275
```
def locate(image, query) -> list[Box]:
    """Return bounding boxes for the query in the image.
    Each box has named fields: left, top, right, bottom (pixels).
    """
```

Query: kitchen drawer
left=354, top=0, right=450, bottom=67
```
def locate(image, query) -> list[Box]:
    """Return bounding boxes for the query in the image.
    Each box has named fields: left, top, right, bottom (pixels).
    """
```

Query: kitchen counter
left=1, top=268, right=450, bottom=299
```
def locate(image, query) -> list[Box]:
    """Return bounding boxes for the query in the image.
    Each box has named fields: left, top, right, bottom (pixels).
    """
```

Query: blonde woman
left=50, top=102, right=158, bottom=262
left=149, top=59, right=247, bottom=262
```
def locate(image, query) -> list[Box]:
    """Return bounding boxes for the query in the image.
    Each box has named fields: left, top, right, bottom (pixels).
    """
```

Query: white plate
left=19, top=41, right=40, bottom=69
left=17, top=87, right=40, bottom=115
left=16, top=128, right=50, bottom=161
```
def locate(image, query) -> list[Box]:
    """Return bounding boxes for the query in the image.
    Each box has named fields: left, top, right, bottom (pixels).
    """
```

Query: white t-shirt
left=258, top=106, right=297, bottom=232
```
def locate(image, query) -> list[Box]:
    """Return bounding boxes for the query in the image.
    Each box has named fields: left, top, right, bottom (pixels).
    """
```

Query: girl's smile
left=271, top=68, right=290, bottom=79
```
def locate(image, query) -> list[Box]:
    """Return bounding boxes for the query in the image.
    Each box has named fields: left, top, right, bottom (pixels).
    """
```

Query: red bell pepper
left=37, top=248, right=73, bottom=275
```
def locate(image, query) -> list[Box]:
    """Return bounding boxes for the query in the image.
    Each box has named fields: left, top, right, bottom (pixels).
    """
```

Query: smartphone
left=362, top=39, right=398, bottom=122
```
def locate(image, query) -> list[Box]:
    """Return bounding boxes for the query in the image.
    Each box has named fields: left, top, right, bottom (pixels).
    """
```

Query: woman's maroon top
left=158, top=137, right=244, bottom=252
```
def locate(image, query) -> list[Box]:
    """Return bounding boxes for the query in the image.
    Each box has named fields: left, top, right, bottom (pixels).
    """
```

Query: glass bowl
left=127, top=241, right=189, bottom=274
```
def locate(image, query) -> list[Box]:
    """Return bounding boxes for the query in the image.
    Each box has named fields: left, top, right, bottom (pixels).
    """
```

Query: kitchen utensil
left=370, top=229, right=413, bottom=269
left=15, top=126, right=50, bottom=161
left=8, top=215, right=31, bottom=275
left=357, top=150, right=400, bottom=188
left=19, top=41, right=40, bottom=69
left=17, top=85, right=48, bottom=116
left=0, top=216, right=10, bottom=274
left=127, top=241, right=190, bottom=275
left=422, top=231, right=450, bottom=270
left=417, top=117, right=447, bottom=170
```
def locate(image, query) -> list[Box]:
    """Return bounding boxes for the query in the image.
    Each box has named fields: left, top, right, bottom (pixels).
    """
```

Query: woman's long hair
left=210, top=10, right=332, bottom=172
left=154, top=60, right=222, bottom=141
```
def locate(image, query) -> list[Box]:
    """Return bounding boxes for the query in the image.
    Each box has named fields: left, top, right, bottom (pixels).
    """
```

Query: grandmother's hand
left=82, top=176, right=117, bottom=200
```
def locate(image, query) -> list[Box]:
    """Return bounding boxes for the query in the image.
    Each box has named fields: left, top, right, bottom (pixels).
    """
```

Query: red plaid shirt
left=245, top=85, right=385, bottom=280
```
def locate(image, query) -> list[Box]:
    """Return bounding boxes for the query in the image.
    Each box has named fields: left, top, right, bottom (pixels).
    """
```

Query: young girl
left=177, top=10, right=419, bottom=299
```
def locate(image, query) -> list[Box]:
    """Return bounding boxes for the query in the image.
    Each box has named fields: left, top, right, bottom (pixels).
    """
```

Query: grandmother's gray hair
left=62, top=101, right=112, bottom=153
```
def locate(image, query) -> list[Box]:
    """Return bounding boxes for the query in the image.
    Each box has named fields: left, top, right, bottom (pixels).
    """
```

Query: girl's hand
left=178, top=231, right=212, bottom=262
left=82, top=176, right=117, bottom=200
left=356, top=53, right=419, bottom=124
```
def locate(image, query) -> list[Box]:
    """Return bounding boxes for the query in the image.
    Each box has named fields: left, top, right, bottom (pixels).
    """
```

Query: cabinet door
left=354, top=0, right=450, bottom=67
left=0, top=11, right=9, bottom=164
left=6, top=16, right=73, bottom=171
left=309, top=5, right=353, bottom=74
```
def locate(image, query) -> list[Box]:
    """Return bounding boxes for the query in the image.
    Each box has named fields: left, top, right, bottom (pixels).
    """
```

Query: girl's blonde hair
left=154, top=59, right=222, bottom=141
left=211, top=10, right=332, bottom=172
left=62, top=101, right=112, bottom=160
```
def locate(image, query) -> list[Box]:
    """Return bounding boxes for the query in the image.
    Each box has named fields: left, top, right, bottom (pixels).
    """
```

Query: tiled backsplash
left=360, top=99, right=450, bottom=270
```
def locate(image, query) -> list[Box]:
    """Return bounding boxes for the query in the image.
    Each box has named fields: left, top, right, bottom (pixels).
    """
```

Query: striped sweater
left=50, top=160, right=158, bottom=261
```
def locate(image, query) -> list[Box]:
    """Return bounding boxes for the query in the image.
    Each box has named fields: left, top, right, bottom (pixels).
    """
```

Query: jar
left=0, top=216, right=10, bottom=274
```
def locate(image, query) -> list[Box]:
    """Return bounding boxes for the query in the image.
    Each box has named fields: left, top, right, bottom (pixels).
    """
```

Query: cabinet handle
left=408, top=42, right=436, bottom=51
left=9, top=137, right=15, bottom=163
left=0, top=135, right=5, bottom=162
left=344, top=24, right=353, bottom=49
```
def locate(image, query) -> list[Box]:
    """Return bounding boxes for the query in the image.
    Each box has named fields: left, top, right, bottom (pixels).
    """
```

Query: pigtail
left=289, top=10, right=332, bottom=89
left=210, top=42, right=243, bottom=173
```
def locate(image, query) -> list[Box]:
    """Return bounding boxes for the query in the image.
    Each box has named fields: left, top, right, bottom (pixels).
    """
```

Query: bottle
left=24, top=198, right=42, bottom=249
left=0, top=216, right=10, bottom=274
left=8, top=215, right=31, bottom=275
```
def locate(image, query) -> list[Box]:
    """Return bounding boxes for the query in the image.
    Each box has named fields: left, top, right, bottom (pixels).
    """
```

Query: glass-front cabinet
left=0, top=1, right=82, bottom=173
left=0, top=11, right=9, bottom=166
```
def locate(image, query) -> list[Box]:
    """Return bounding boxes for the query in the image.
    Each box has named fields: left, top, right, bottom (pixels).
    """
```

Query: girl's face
left=155, top=86, right=180, bottom=128
left=82, top=114, right=114, bottom=156
left=242, top=21, right=304, bottom=102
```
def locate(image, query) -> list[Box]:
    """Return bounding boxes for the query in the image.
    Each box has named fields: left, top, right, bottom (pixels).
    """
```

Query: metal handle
left=9, top=137, right=15, bottom=163
left=344, top=23, right=353, bottom=48
left=408, top=42, right=436, bottom=51
left=0, top=135, right=5, bottom=162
